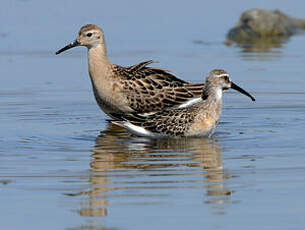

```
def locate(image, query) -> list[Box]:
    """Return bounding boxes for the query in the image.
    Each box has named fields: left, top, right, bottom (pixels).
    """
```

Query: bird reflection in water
left=77, top=123, right=232, bottom=220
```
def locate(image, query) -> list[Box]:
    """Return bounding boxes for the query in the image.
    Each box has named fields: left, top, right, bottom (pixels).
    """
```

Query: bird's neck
left=200, top=85, right=223, bottom=119
left=87, top=43, right=115, bottom=110
left=88, top=43, right=111, bottom=74
left=87, top=43, right=115, bottom=88
left=202, top=85, right=223, bottom=103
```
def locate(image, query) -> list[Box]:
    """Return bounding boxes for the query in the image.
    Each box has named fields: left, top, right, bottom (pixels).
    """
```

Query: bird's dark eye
left=223, top=76, right=229, bottom=81
left=86, top=32, right=93, bottom=37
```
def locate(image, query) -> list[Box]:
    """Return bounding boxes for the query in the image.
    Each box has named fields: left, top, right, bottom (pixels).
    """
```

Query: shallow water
left=1, top=1, right=305, bottom=229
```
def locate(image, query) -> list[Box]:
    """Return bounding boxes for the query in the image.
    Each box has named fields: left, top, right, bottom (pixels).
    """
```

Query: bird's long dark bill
left=55, top=40, right=79, bottom=55
left=231, top=82, right=255, bottom=101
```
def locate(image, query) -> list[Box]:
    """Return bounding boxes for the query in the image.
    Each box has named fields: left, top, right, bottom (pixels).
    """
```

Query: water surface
left=1, top=0, right=305, bottom=229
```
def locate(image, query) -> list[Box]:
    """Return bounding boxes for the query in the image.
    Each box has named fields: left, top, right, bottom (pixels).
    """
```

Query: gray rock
left=226, top=9, right=305, bottom=50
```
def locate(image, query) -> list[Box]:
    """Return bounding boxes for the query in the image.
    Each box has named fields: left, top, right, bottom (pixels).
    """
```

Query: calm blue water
left=1, top=0, right=305, bottom=229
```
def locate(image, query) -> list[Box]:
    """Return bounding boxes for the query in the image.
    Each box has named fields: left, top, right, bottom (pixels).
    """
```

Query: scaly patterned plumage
left=113, top=105, right=201, bottom=137
left=113, top=61, right=203, bottom=114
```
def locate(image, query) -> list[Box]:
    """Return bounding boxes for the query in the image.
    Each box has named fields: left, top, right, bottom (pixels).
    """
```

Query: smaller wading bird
left=111, top=69, right=255, bottom=138
left=56, top=24, right=203, bottom=118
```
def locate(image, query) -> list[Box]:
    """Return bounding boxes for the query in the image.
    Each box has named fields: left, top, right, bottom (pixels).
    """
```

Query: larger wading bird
left=56, top=24, right=204, bottom=118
